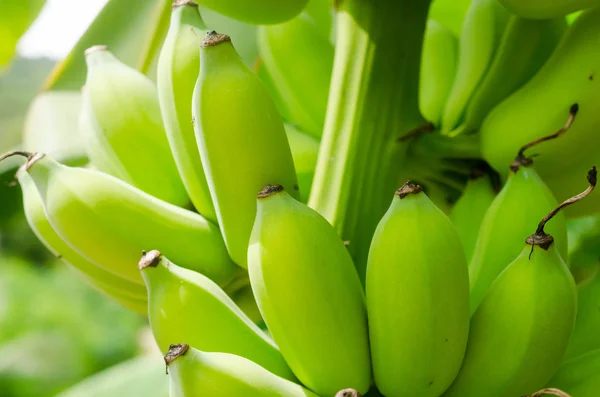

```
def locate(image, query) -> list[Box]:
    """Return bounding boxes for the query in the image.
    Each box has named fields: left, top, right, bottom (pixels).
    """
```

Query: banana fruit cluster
left=6, top=0, right=600, bottom=396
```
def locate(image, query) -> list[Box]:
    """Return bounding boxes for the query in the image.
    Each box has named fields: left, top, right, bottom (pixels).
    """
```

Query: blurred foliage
left=0, top=0, right=46, bottom=70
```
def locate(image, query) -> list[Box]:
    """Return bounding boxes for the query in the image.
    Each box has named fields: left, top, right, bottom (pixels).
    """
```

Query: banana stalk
left=308, top=0, right=431, bottom=282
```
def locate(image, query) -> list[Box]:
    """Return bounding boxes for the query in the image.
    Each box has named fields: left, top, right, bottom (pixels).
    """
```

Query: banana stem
left=0, top=151, right=33, bottom=162
left=528, top=388, right=572, bottom=397
left=308, top=0, right=431, bottom=281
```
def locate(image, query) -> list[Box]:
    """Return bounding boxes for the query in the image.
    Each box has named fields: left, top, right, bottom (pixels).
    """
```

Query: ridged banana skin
left=419, top=20, right=458, bottom=127
left=248, top=189, right=371, bottom=396
left=25, top=155, right=236, bottom=286
left=366, top=189, right=469, bottom=397
left=480, top=8, right=600, bottom=216
left=546, top=348, right=600, bottom=396
left=468, top=166, right=567, bottom=314
left=499, top=0, right=600, bottom=19
left=194, top=0, right=308, bottom=25
left=139, top=254, right=295, bottom=381
left=564, top=266, right=600, bottom=360
left=449, top=175, right=496, bottom=263
left=82, top=48, right=188, bottom=207
left=459, top=16, right=567, bottom=134
left=156, top=3, right=216, bottom=221
left=168, top=348, right=318, bottom=397
left=440, top=0, right=509, bottom=134
left=444, top=244, right=577, bottom=397
left=257, top=12, right=334, bottom=138
left=193, top=35, right=299, bottom=268
left=18, top=171, right=148, bottom=301
left=284, top=124, right=319, bottom=203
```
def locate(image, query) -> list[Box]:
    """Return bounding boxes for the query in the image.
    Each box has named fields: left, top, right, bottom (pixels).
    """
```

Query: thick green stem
left=308, top=0, right=431, bottom=282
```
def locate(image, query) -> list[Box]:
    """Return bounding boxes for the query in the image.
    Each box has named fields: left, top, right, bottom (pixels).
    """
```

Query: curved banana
left=498, top=0, right=600, bottom=19
left=480, top=8, right=600, bottom=216
left=284, top=124, right=319, bottom=203
left=449, top=171, right=496, bottom=263
left=193, top=32, right=299, bottom=268
left=564, top=263, right=600, bottom=360
left=440, top=0, right=509, bottom=134
left=165, top=344, right=318, bottom=397
left=366, top=182, right=469, bottom=397
left=468, top=161, right=567, bottom=314
left=194, top=0, right=308, bottom=25
left=81, top=46, right=188, bottom=207
left=419, top=19, right=458, bottom=127
left=156, top=1, right=216, bottom=221
left=13, top=152, right=236, bottom=286
left=546, top=348, right=600, bottom=396
left=248, top=184, right=371, bottom=396
left=445, top=166, right=597, bottom=396
left=257, top=11, right=334, bottom=138
left=457, top=16, right=566, bottom=135
left=138, top=250, right=294, bottom=380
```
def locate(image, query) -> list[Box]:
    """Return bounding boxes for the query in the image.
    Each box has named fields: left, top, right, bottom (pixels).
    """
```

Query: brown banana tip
left=570, top=103, right=579, bottom=115
left=395, top=180, right=423, bottom=199
left=588, top=165, right=597, bottom=186
left=257, top=184, right=284, bottom=199
left=84, top=45, right=108, bottom=56
left=172, top=0, right=198, bottom=8
left=138, top=250, right=162, bottom=270
left=164, top=343, right=189, bottom=374
left=201, top=31, right=231, bottom=47
left=335, top=389, right=362, bottom=397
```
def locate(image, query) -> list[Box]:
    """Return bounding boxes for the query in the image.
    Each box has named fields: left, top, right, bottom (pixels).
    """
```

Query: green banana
left=193, top=32, right=299, bottom=267
left=138, top=250, right=294, bottom=380
left=440, top=0, right=509, bottom=134
left=7, top=152, right=236, bottom=286
left=469, top=135, right=571, bottom=314
left=564, top=263, right=600, bottom=360
left=428, top=0, right=472, bottom=37
left=156, top=1, right=215, bottom=221
left=455, top=15, right=566, bottom=135
left=546, top=348, right=600, bottom=396
left=449, top=171, right=496, bottom=263
left=498, top=0, right=600, bottom=19
left=284, top=124, right=319, bottom=203
left=419, top=19, right=458, bottom=127
left=194, top=0, right=308, bottom=25
left=230, top=284, right=264, bottom=326
left=444, top=167, right=597, bottom=397
left=165, top=344, right=318, bottom=397
left=257, top=9, right=334, bottom=138
left=366, top=182, right=469, bottom=397
left=480, top=8, right=600, bottom=216
left=248, top=185, right=371, bottom=396
left=81, top=46, right=188, bottom=207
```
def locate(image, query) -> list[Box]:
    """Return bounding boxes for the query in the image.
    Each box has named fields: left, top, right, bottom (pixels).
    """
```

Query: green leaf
left=0, top=0, right=46, bottom=70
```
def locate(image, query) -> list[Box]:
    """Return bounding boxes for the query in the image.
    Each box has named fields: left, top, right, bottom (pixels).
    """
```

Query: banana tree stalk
left=309, top=0, right=431, bottom=282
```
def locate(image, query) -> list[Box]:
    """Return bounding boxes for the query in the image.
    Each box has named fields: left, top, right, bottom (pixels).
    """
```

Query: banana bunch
left=7, top=0, right=600, bottom=396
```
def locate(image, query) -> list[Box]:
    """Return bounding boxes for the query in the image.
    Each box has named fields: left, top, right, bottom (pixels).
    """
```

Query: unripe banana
left=284, top=124, right=319, bottom=203
left=457, top=16, right=566, bottom=135
left=428, top=0, right=472, bottom=37
left=194, top=0, right=309, bottom=25
left=366, top=182, right=469, bottom=397
left=445, top=167, right=595, bottom=397
left=257, top=10, right=334, bottom=138
left=156, top=1, right=216, bottom=221
left=546, top=348, right=600, bottom=396
left=81, top=46, right=188, bottom=207
left=193, top=32, right=299, bottom=268
left=450, top=171, right=496, bottom=262
left=138, top=250, right=294, bottom=380
left=564, top=264, right=600, bottom=360
left=498, top=0, right=600, bottom=19
left=419, top=19, right=458, bottom=127
left=248, top=184, right=371, bottom=396
left=480, top=8, right=600, bottom=216
left=230, top=284, right=264, bottom=326
left=441, top=0, right=509, bottom=134
left=165, top=344, right=318, bottom=397
left=8, top=152, right=236, bottom=286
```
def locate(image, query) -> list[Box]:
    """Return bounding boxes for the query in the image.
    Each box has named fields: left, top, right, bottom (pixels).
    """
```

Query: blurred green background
left=0, top=21, right=155, bottom=397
